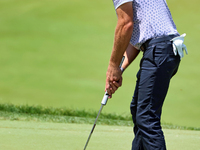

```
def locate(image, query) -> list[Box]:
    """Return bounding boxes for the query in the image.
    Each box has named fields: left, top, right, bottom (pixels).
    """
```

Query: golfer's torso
left=130, top=0, right=179, bottom=48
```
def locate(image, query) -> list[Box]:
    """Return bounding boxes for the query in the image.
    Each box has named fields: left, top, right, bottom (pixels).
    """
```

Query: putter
left=83, top=56, right=125, bottom=150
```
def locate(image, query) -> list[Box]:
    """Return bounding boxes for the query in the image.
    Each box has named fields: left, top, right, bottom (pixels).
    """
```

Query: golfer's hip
left=140, top=34, right=178, bottom=52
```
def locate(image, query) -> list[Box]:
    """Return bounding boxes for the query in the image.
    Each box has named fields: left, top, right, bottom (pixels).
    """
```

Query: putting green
left=0, top=0, right=200, bottom=128
left=0, top=120, right=199, bottom=150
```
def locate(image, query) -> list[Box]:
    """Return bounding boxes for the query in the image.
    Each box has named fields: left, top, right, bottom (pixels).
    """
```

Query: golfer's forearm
left=109, top=21, right=133, bottom=67
left=122, top=44, right=140, bottom=70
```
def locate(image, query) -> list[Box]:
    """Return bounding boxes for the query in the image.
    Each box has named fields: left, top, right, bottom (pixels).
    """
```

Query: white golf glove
left=170, top=33, right=188, bottom=59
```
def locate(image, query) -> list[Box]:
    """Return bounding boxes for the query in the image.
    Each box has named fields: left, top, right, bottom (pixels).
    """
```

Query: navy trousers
left=130, top=35, right=180, bottom=150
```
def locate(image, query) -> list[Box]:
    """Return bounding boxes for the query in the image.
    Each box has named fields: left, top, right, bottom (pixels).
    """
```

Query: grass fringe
left=0, top=103, right=131, bottom=120
left=0, top=103, right=199, bottom=131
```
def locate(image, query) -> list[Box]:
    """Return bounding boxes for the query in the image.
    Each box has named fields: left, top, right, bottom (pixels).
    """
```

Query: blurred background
left=0, top=0, right=199, bottom=128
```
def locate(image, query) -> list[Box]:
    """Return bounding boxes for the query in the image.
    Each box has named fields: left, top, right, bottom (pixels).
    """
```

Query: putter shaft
left=83, top=104, right=103, bottom=150
left=83, top=56, right=125, bottom=150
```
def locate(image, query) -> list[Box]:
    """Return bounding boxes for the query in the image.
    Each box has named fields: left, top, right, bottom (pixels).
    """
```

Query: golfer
left=105, top=0, right=187, bottom=149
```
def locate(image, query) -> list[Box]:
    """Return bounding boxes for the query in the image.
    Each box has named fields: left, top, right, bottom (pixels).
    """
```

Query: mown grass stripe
left=0, top=111, right=134, bottom=126
left=0, top=103, right=199, bottom=131
left=0, top=103, right=131, bottom=120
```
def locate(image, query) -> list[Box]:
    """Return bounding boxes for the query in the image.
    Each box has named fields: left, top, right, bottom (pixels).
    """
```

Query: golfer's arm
left=121, top=44, right=140, bottom=70
left=109, top=2, right=133, bottom=68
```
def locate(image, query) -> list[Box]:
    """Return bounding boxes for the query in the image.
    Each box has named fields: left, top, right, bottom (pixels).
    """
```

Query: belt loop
left=140, top=39, right=151, bottom=52
left=140, top=44, right=145, bottom=52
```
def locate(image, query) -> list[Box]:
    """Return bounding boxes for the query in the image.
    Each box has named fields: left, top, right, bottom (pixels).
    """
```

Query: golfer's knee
left=135, top=113, right=147, bottom=128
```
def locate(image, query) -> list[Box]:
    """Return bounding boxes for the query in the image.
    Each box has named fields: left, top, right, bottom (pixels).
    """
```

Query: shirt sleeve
left=112, top=0, right=133, bottom=9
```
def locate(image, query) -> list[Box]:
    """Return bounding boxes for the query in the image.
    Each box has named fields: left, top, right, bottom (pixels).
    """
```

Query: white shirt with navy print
left=112, top=0, right=179, bottom=49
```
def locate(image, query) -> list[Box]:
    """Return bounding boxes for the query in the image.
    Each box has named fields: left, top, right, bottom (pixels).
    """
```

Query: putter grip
left=101, top=56, right=125, bottom=105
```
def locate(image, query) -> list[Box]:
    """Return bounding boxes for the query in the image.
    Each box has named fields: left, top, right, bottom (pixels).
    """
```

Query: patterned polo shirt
left=112, top=0, right=179, bottom=49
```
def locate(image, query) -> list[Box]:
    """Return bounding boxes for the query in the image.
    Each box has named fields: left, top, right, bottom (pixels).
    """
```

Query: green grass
left=0, top=1, right=199, bottom=149
left=0, top=104, right=199, bottom=131
left=0, top=0, right=199, bottom=128
left=0, top=120, right=200, bottom=150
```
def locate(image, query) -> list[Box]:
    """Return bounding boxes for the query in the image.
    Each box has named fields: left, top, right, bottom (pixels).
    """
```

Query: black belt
left=140, top=34, right=178, bottom=52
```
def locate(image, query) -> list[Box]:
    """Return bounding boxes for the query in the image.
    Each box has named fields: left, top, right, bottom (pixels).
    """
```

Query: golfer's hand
left=109, top=77, right=123, bottom=98
left=105, top=64, right=122, bottom=98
